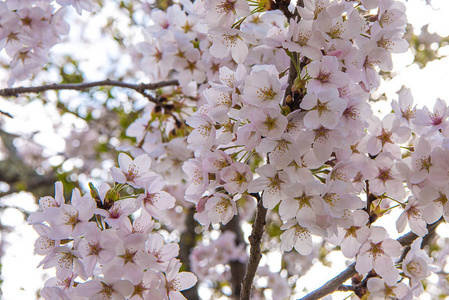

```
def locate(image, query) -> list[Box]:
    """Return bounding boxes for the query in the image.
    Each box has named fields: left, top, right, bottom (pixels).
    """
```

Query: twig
left=0, top=79, right=179, bottom=98
left=0, top=109, right=13, bottom=118
left=299, top=218, right=444, bottom=300
left=240, top=193, right=268, bottom=300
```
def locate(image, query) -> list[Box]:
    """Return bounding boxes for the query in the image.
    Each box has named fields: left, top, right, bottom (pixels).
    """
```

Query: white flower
left=209, top=27, right=257, bottom=64
left=110, top=153, right=155, bottom=188
left=402, top=238, right=434, bottom=295
left=161, top=258, right=198, bottom=300
left=356, top=227, right=402, bottom=285
left=205, top=192, right=237, bottom=225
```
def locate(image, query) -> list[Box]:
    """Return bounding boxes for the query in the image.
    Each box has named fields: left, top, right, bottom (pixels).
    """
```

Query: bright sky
left=1, top=1, right=449, bottom=300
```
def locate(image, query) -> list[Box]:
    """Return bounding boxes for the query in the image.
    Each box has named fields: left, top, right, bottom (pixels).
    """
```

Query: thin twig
left=0, top=109, right=13, bottom=118
left=0, top=79, right=179, bottom=98
left=240, top=192, right=267, bottom=300
left=299, top=218, right=444, bottom=300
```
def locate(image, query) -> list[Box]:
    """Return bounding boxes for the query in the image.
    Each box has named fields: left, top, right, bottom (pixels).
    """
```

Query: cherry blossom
left=161, top=258, right=198, bottom=300
left=203, top=0, right=251, bottom=27
left=24, top=0, right=443, bottom=298
left=137, top=176, right=176, bottom=220
left=204, top=192, right=238, bottom=225
left=110, top=153, right=155, bottom=188
left=396, top=196, right=428, bottom=237
left=248, top=164, right=291, bottom=209
left=300, top=88, right=346, bottom=129
left=338, top=210, right=370, bottom=258
left=220, top=162, right=253, bottom=194
left=356, top=226, right=402, bottom=285
left=402, top=238, right=434, bottom=295
left=209, top=27, right=257, bottom=64
left=367, top=277, right=409, bottom=300
left=306, top=56, right=349, bottom=94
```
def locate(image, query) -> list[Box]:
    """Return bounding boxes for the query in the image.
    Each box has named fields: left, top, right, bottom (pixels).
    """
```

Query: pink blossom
left=137, top=176, right=176, bottom=220
left=356, top=226, right=402, bottom=285
left=161, top=258, right=198, bottom=300
left=110, top=153, right=155, bottom=188
left=220, top=162, right=253, bottom=194
left=306, top=56, right=349, bottom=94
left=248, top=165, right=291, bottom=209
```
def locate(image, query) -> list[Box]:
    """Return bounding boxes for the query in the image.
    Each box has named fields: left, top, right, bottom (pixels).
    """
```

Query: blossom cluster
left=29, top=153, right=197, bottom=299
left=25, top=0, right=449, bottom=298
left=0, top=0, right=93, bottom=86
left=137, top=0, right=440, bottom=297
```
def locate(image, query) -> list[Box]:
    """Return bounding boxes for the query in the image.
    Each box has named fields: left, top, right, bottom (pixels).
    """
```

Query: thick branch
left=299, top=218, right=444, bottom=300
left=0, top=79, right=179, bottom=98
left=240, top=193, right=267, bottom=300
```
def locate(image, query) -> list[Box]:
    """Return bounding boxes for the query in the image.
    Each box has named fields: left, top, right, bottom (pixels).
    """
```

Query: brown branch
left=0, top=79, right=179, bottom=98
left=299, top=218, right=444, bottom=300
left=0, top=109, right=13, bottom=118
left=240, top=193, right=267, bottom=300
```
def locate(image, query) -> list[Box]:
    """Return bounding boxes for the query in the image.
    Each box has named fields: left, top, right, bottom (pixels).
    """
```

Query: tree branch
left=0, top=79, right=179, bottom=98
left=299, top=218, right=444, bottom=300
left=240, top=193, right=267, bottom=300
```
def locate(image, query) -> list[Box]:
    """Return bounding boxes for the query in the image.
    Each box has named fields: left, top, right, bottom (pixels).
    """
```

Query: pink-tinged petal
left=231, top=40, right=248, bottom=64
left=110, top=166, right=127, bottom=183
left=54, top=181, right=65, bottom=206
left=118, top=153, right=133, bottom=173
left=381, top=238, right=402, bottom=257
left=148, top=233, right=165, bottom=250
left=134, top=153, right=152, bottom=171
left=157, top=191, right=176, bottom=209
left=321, top=112, right=340, bottom=129
left=341, top=236, right=360, bottom=258
left=124, top=263, right=144, bottom=284
left=169, top=290, right=188, bottom=300
left=166, top=259, right=182, bottom=282
left=385, top=180, right=406, bottom=200
left=176, top=272, right=198, bottom=290
left=40, top=286, right=68, bottom=300
left=369, top=227, right=387, bottom=243
left=210, top=38, right=230, bottom=59
left=313, top=140, right=332, bottom=162
left=234, top=0, right=251, bottom=17
left=396, top=211, right=407, bottom=233
left=409, top=218, right=428, bottom=237
left=161, top=243, right=180, bottom=261
left=280, top=228, right=295, bottom=252
left=356, top=226, right=370, bottom=244
left=279, top=199, right=297, bottom=220
left=304, top=111, right=320, bottom=129
left=356, top=252, right=373, bottom=274
left=366, top=136, right=381, bottom=155
left=113, top=280, right=134, bottom=297
left=422, top=204, right=442, bottom=224
left=262, top=191, right=281, bottom=210
left=410, top=169, right=428, bottom=184
left=373, top=255, right=398, bottom=284
left=366, top=277, right=383, bottom=291
left=146, top=176, right=166, bottom=192
left=300, top=93, right=317, bottom=110
left=98, top=247, right=116, bottom=264
left=76, top=280, right=103, bottom=297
